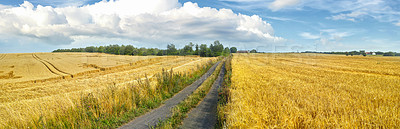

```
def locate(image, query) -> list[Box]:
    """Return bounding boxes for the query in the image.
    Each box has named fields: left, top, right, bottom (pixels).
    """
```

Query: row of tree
left=53, top=41, right=238, bottom=57
left=303, top=50, right=400, bottom=56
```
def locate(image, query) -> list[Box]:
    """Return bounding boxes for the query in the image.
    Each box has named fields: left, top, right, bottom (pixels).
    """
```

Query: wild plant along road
left=119, top=61, right=221, bottom=129
left=180, top=63, right=225, bottom=129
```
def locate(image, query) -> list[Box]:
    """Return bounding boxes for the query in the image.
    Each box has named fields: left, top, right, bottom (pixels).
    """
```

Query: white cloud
left=268, top=0, right=300, bottom=11
left=0, top=4, right=12, bottom=10
left=219, top=0, right=400, bottom=25
left=328, top=11, right=367, bottom=22
left=396, top=22, right=400, bottom=26
left=0, top=0, right=283, bottom=47
left=320, top=29, right=353, bottom=41
left=299, top=32, right=319, bottom=39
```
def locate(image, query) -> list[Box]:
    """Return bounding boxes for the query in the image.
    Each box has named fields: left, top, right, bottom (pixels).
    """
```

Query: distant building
left=237, top=50, right=249, bottom=53
left=372, top=52, right=376, bottom=55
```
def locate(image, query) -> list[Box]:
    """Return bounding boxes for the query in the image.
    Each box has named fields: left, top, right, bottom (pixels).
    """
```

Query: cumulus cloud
left=268, top=0, right=300, bottom=11
left=0, top=4, right=11, bottom=10
left=0, top=0, right=283, bottom=47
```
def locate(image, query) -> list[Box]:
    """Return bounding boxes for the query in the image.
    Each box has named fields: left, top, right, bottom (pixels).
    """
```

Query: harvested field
left=0, top=52, right=216, bottom=128
left=226, top=53, right=400, bottom=128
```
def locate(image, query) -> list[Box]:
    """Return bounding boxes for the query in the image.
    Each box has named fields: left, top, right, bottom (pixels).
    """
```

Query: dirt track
left=118, top=61, right=221, bottom=129
left=180, top=63, right=225, bottom=129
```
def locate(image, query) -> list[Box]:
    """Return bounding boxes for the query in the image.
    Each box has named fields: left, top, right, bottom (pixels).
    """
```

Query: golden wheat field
left=0, top=52, right=216, bottom=128
left=226, top=53, right=400, bottom=128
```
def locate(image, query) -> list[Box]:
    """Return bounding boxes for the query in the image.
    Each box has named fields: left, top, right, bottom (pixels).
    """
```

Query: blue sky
left=0, top=0, right=399, bottom=53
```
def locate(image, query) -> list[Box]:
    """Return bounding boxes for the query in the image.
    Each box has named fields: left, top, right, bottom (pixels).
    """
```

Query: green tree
left=250, top=49, right=257, bottom=53
left=182, top=42, right=194, bottom=55
left=222, top=47, right=230, bottom=56
left=383, top=52, right=395, bottom=56
left=230, top=47, right=237, bottom=53
left=210, top=40, right=224, bottom=57
left=167, top=44, right=178, bottom=55
left=85, top=46, right=96, bottom=52
left=118, top=45, right=126, bottom=55
left=97, top=46, right=105, bottom=53
left=194, top=44, right=199, bottom=55
left=124, top=45, right=134, bottom=55
left=199, top=44, right=208, bottom=57
left=157, top=50, right=163, bottom=56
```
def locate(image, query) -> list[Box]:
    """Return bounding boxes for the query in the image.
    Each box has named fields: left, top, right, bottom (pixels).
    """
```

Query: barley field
left=0, top=52, right=216, bottom=128
left=226, top=53, right=400, bottom=128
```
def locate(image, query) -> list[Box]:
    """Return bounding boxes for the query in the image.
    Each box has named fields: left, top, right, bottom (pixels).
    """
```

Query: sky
left=0, top=0, right=399, bottom=53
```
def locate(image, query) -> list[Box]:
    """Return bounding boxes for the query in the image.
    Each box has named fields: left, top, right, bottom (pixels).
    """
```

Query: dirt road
left=180, top=63, right=225, bottom=129
left=118, top=61, right=221, bottom=129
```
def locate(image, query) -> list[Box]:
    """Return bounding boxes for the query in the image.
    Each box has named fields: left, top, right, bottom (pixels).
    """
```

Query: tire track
left=180, top=62, right=225, bottom=129
left=119, top=61, right=221, bottom=129
left=32, top=54, right=62, bottom=76
left=0, top=54, right=6, bottom=60
left=33, top=54, right=73, bottom=77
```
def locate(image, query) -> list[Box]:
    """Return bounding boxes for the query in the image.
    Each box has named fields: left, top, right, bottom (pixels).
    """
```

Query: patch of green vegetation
left=154, top=59, right=224, bottom=129
left=216, top=55, right=232, bottom=129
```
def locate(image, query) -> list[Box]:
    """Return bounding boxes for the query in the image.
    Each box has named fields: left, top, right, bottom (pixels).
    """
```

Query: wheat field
left=0, top=52, right=216, bottom=128
left=226, top=53, right=400, bottom=128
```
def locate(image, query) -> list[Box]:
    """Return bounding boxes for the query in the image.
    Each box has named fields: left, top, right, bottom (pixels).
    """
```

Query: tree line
left=53, top=40, right=238, bottom=57
left=303, top=50, right=400, bottom=56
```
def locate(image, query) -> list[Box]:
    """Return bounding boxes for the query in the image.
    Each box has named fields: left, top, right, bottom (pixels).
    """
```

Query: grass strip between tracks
left=154, top=58, right=224, bottom=128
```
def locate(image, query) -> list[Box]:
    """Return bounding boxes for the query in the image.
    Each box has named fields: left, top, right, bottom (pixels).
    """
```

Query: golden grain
left=226, top=53, right=400, bottom=128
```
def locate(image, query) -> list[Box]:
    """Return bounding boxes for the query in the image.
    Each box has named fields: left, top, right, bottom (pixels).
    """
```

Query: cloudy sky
left=0, top=0, right=399, bottom=53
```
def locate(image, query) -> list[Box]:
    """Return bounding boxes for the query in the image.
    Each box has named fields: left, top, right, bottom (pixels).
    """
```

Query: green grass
left=28, top=60, right=216, bottom=129
left=216, top=55, right=232, bottom=129
left=154, top=59, right=224, bottom=129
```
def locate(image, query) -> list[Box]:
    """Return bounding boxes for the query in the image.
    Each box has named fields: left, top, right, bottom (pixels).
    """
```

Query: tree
left=157, top=50, right=163, bottom=56
left=194, top=44, right=199, bottom=55
left=199, top=44, right=208, bottom=57
left=118, top=45, right=126, bottom=55
left=210, top=40, right=224, bottom=57
left=97, top=46, right=105, bottom=53
left=182, top=42, right=194, bottom=55
left=230, top=47, right=237, bottom=53
left=222, top=47, right=230, bottom=56
left=250, top=49, right=257, bottom=53
left=383, top=52, right=395, bottom=56
left=124, top=45, right=134, bottom=55
left=147, top=48, right=156, bottom=55
left=167, top=44, right=178, bottom=55
left=85, top=46, right=96, bottom=52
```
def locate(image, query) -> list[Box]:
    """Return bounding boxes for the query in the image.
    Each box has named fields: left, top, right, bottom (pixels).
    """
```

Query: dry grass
left=225, top=53, right=400, bottom=128
left=0, top=52, right=216, bottom=128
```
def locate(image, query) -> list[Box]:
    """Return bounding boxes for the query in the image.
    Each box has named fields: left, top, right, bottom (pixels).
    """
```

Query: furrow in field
left=32, top=54, right=64, bottom=76
left=0, top=54, right=6, bottom=60
left=0, top=57, right=209, bottom=103
left=34, top=54, right=73, bottom=77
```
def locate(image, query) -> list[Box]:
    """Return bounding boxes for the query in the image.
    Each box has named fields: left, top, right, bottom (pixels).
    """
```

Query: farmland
left=225, top=53, right=400, bottom=128
left=0, top=52, right=216, bottom=128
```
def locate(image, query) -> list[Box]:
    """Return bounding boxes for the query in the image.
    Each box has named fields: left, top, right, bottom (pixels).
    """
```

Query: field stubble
left=225, top=53, right=400, bottom=128
left=0, top=52, right=216, bottom=128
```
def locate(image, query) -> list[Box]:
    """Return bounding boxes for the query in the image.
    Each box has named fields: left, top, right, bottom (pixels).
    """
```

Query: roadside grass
left=24, top=60, right=216, bottom=129
left=216, top=54, right=232, bottom=128
left=154, top=58, right=224, bottom=129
